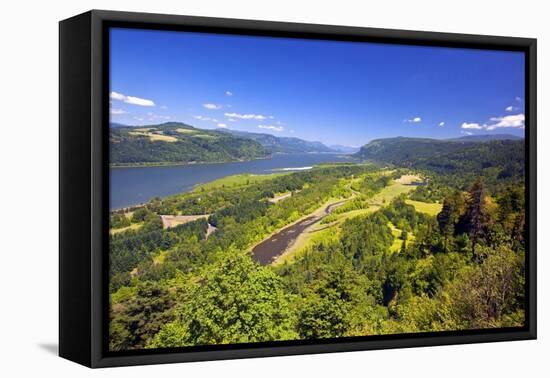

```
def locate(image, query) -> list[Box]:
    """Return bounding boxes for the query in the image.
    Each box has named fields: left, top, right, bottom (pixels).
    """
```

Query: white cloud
left=258, top=125, right=284, bottom=132
left=405, top=117, right=422, bottom=123
left=110, top=91, right=155, bottom=107
left=110, top=91, right=126, bottom=101
left=160, top=105, right=168, bottom=110
left=203, top=103, right=222, bottom=110
left=126, top=96, right=155, bottom=106
left=486, top=113, right=525, bottom=130
left=225, top=112, right=267, bottom=120
left=461, top=130, right=473, bottom=136
left=461, top=122, right=484, bottom=130
left=516, top=96, right=522, bottom=102
left=505, top=105, right=518, bottom=112
left=225, top=91, right=233, bottom=96
left=217, top=123, right=228, bottom=128
left=460, top=113, right=525, bottom=132
left=439, top=121, right=445, bottom=127
left=110, top=108, right=126, bottom=115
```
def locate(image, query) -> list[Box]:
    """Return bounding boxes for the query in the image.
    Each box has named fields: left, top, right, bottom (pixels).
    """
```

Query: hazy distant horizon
left=109, top=120, right=523, bottom=148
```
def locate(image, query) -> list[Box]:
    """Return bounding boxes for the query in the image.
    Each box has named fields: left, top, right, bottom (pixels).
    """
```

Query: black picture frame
left=59, top=9, right=537, bottom=368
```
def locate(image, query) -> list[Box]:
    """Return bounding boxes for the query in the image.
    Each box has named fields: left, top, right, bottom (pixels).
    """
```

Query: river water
left=110, top=153, right=355, bottom=209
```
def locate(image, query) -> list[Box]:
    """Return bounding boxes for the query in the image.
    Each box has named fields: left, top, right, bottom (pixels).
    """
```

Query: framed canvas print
left=59, top=10, right=537, bottom=368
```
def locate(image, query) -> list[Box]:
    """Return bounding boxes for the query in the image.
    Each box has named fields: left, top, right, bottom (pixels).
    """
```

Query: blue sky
left=110, top=28, right=525, bottom=146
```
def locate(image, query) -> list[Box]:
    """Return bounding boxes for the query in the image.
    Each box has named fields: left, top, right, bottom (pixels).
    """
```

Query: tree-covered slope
left=110, top=123, right=269, bottom=166
left=223, top=130, right=334, bottom=153
left=354, top=137, right=524, bottom=176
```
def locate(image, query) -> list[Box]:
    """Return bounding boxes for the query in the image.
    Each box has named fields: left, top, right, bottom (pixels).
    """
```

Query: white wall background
left=0, top=0, right=546, bottom=376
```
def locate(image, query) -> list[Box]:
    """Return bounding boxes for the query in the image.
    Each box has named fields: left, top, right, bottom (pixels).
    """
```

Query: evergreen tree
left=463, top=179, right=485, bottom=258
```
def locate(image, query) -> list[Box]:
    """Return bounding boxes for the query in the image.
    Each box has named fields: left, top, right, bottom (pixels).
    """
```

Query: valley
left=108, top=132, right=526, bottom=351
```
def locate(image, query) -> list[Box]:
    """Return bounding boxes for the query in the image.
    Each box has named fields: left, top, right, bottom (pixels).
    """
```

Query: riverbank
left=110, top=155, right=272, bottom=169
left=265, top=175, right=422, bottom=266
left=110, top=153, right=354, bottom=209
left=251, top=197, right=348, bottom=265
left=110, top=151, right=352, bottom=169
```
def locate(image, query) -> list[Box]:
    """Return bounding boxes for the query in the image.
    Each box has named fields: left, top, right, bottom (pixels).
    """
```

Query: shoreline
left=109, top=152, right=352, bottom=169
left=110, top=156, right=272, bottom=169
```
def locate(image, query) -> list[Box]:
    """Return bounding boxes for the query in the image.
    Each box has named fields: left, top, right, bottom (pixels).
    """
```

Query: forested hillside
left=355, top=137, right=524, bottom=176
left=355, top=137, right=525, bottom=202
left=223, top=129, right=334, bottom=153
left=110, top=123, right=269, bottom=166
left=109, top=152, right=526, bottom=350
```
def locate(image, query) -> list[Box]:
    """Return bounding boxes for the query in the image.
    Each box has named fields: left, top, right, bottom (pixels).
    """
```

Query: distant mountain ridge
left=328, top=144, right=360, bottom=154
left=221, top=129, right=334, bottom=153
left=446, top=134, right=523, bottom=142
left=110, top=122, right=334, bottom=154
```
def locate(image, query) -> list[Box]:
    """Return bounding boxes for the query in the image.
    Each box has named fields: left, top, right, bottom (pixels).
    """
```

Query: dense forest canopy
left=109, top=136, right=526, bottom=351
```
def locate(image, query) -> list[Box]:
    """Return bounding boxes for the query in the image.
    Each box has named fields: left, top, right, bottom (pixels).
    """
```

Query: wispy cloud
left=439, top=121, right=445, bottom=127
left=110, top=91, right=155, bottom=107
left=194, top=115, right=220, bottom=124
left=225, top=112, right=267, bottom=120
left=461, top=130, right=473, bottom=136
left=505, top=105, right=518, bottom=112
left=461, top=122, right=484, bottom=130
left=217, top=123, right=228, bottom=128
left=146, top=112, right=170, bottom=121
left=515, top=96, right=522, bottom=102
left=404, top=117, right=422, bottom=123
left=225, top=91, right=233, bottom=96
left=203, top=103, right=223, bottom=110
left=258, top=125, right=284, bottom=132
left=110, top=108, right=126, bottom=115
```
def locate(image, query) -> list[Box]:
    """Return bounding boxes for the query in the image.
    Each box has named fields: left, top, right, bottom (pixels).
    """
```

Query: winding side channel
left=252, top=200, right=346, bottom=265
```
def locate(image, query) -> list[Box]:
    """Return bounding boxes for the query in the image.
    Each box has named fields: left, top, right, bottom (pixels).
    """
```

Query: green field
left=405, top=199, right=442, bottom=216
left=193, top=173, right=289, bottom=192
left=273, top=177, right=419, bottom=265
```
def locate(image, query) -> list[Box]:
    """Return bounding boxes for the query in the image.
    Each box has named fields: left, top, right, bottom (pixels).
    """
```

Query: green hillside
left=224, top=130, right=334, bottom=153
left=354, top=137, right=524, bottom=177
left=110, top=123, right=269, bottom=166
